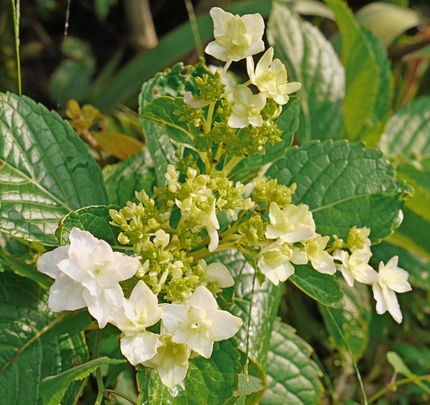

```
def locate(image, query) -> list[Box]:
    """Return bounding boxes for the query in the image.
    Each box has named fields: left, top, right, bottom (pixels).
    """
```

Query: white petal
left=49, top=273, right=86, bottom=312
left=120, top=331, right=160, bottom=365
left=382, top=285, right=403, bottom=324
left=158, top=363, right=188, bottom=389
left=372, top=282, right=387, bottom=315
left=37, top=247, right=69, bottom=279
left=189, top=286, right=218, bottom=310
left=84, top=285, right=124, bottom=328
left=69, top=228, right=98, bottom=254
left=208, top=310, right=242, bottom=342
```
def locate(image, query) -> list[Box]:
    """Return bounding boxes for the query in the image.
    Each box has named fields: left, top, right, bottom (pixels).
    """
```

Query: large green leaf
left=387, top=207, right=430, bottom=260
left=260, top=321, right=323, bottom=405
left=267, top=3, right=344, bottom=142
left=290, top=265, right=344, bottom=308
left=0, top=272, right=89, bottom=405
left=379, top=95, right=430, bottom=159
left=325, top=0, right=392, bottom=145
left=320, top=279, right=372, bottom=363
left=0, top=92, right=109, bottom=245
left=266, top=141, right=411, bottom=242
left=103, top=148, right=157, bottom=206
left=140, top=97, right=198, bottom=150
left=40, top=357, right=126, bottom=405
left=55, top=205, right=134, bottom=253
left=136, top=339, right=242, bottom=405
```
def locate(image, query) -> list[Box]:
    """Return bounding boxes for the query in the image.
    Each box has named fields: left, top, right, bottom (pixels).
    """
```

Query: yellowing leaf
left=93, top=131, right=144, bottom=159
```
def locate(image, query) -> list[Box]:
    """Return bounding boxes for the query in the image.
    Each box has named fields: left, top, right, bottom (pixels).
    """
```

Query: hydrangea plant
left=1, top=1, right=426, bottom=404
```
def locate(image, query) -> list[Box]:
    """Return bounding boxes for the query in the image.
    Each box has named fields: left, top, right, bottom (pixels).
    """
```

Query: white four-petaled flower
left=372, top=256, right=411, bottom=324
left=205, top=7, right=265, bottom=63
left=37, top=228, right=140, bottom=328
left=161, top=286, right=242, bottom=358
left=247, top=47, right=301, bottom=105
left=228, top=85, right=267, bottom=128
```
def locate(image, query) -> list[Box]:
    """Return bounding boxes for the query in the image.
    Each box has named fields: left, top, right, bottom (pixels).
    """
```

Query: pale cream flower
left=247, top=47, right=301, bottom=105
left=304, top=236, right=336, bottom=275
left=37, top=228, right=140, bottom=328
left=205, top=7, right=265, bottom=62
left=109, top=280, right=162, bottom=365
left=333, top=249, right=378, bottom=287
left=265, top=202, right=317, bottom=244
left=228, top=85, right=267, bottom=128
left=199, top=259, right=234, bottom=290
left=161, top=286, right=242, bottom=358
left=142, top=334, right=190, bottom=389
left=372, top=256, right=412, bottom=324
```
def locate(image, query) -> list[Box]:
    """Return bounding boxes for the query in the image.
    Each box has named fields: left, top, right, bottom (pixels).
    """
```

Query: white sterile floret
left=333, top=249, right=378, bottom=287
left=142, top=334, right=190, bottom=389
left=37, top=228, right=140, bottom=328
left=247, top=47, right=302, bottom=105
left=161, top=286, right=242, bottom=358
left=205, top=7, right=265, bottom=63
left=258, top=242, right=307, bottom=285
left=109, top=280, right=162, bottom=365
left=228, top=85, right=267, bottom=128
left=304, top=236, right=336, bottom=275
left=265, top=202, right=317, bottom=244
left=199, top=259, right=234, bottom=290
left=372, top=256, right=412, bottom=324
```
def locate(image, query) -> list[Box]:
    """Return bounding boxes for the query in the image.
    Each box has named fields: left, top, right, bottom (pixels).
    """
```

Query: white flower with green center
left=265, top=202, right=316, bottom=244
left=142, top=334, right=190, bottom=388
left=109, top=280, right=162, bottom=365
left=333, top=249, right=378, bottom=287
left=228, top=85, right=267, bottom=128
left=372, top=256, right=412, bottom=324
left=161, top=286, right=242, bottom=358
left=304, top=236, right=336, bottom=275
left=37, top=228, right=140, bottom=328
left=247, top=47, right=302, bottom=105
left=205, top=7, right=265, bottom=63
left=258, top=242, right=307, bottom=285
left=199, top=259, right=235, bottom=291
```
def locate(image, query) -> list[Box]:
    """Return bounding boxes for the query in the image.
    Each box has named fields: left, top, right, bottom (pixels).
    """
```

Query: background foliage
left=1, top=0, right=430, bottom=404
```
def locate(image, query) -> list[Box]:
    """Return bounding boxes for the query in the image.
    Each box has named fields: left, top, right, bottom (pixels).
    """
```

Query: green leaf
left=56, top=205, right=125, bottom=248
left=379, top=95, right=430, bottom=159
left=0, top=92, right=109, bottom=246
left=267, top=3, right=344, bottom=142
left=94, top=0, right=117, bottom=20
left=230, top=98, right=300, bottom=181
left=371, top=241, right=430, bottom=290
left=40, top=357, right=126, bottom=405
left=290, top=265, right=344, bottom=308
left=140, top=97, right=198, bottom=150
left=260, top=321, right=323, bottom=405
left=138, top=63, right=207, bottom=186
left=0, top=272, right=89, bottom=405
left=319, top=279, right=372, bottom=362
left=137, top=339, right=242, bottom=405
left=266, top=140, right=411, bottom=242
left=103, top=148, right=156, bottom=207
left=325, top=0, right=392, bottom=145
left=387, top=207, right=430, bottom=260
left=0, top=247, right=51, bottom=289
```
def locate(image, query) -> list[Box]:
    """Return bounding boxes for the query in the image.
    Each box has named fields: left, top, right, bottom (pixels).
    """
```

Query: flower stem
left=105, top=389, right=137, bottom=405
left=93, top=329, right=105, bottom=405
left=10, top=0, right=22, bottom=95
left=368, top=374, right=430, bottom=403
